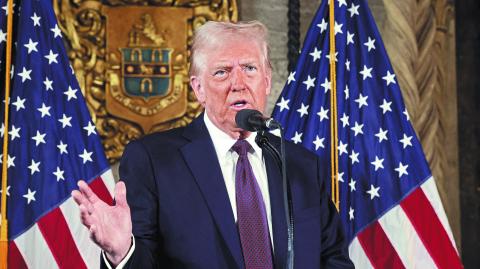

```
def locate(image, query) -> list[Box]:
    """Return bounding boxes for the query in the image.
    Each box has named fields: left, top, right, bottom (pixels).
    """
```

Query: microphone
left=235, top=109, right=281, bottom=131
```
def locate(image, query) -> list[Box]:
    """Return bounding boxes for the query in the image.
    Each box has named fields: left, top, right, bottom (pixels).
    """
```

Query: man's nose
left=231, top=67, right=246, bottom=91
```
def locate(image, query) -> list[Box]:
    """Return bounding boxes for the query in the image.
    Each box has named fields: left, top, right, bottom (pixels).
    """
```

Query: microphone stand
left=256, top=130, right=294, bottom=269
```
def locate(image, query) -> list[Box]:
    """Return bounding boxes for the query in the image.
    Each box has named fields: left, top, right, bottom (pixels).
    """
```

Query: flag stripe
left=37, top=207, right=88, bottom=269
left=101, top=169, right=116, bottom=197
left=348, top=237, right=374, bottom=269
left=401, top=188, right=463, bottom=269
left=8, top=242, right=28, bottom=269
left=60, top=195, right=101, bottom=269
left=90, top=176, right=114, bottom=205
left=14, top=224, right=59, bottom=269
left=357, top=221, right=406, bottom=269
left=379, top=203, right=438, bottom=268
left=420, top=177, right=457, bottom=251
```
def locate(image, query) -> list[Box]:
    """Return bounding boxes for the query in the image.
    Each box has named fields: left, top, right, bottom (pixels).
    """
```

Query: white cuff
left=101, top=235, right=136, bottom=269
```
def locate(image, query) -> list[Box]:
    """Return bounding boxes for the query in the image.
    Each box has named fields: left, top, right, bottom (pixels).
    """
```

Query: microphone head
left=235, top=109, right=262, bottom=131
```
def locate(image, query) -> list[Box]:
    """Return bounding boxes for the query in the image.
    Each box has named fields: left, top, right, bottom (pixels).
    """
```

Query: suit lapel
left=180, top=116, right=244, bottom=269
left=264, top=137, right=288, bottom=268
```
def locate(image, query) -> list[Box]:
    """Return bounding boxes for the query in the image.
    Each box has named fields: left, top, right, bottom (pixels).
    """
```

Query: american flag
left=272, top=0, right=463, bottom=268
left=0, top=0, right=115, bottom=268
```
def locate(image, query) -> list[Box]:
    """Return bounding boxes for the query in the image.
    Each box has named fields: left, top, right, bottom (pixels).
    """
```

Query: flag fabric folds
left=0, top=0, right=115, bottom=268
left=272, top=0, right=463, bottom=268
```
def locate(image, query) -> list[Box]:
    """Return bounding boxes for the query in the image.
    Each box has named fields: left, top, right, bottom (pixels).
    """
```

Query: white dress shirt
left=104, top=113, right=273, bottom=268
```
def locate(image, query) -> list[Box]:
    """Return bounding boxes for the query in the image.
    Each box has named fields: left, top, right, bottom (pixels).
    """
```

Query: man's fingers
left=71, top=190, right=88, bottom=206
left=79, top=204, right=94, bottom=227
left=77, top=180, right=99, bottom=203
left=114, top=181, right=128, bottom=208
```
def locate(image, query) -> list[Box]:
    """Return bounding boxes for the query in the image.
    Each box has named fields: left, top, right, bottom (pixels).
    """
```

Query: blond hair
left=189, top=20, right=272, bottom=76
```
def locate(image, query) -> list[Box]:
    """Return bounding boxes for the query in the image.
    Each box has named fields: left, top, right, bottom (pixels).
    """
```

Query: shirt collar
left=203, top=112, right=263, bottom=159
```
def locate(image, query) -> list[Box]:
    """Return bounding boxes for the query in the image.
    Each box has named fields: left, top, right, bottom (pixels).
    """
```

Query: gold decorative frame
left=53, top=0, right=238, bottom=163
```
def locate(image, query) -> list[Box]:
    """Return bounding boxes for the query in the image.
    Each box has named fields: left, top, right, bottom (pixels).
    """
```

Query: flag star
left=28, top=159, right=41, bottom=175
left=0, top=29, right=6, bottom=44
left=364, top=36, right=376, bottom=52
left=79, top=149, right=93, bottom=164
left=359, top=65, right=373, bottom=80
left=7, top=154, right=15, bottom=168
left=320, top=77, right=331, bottom=93
left=325, top=51, right=338, bottom=62
left=355, top=93, right=368, bottom=108
left=31, top=12, right=41, bottom=26
left=337, top=172, right=345, bottom=183
left=313, top=135, right=325, bottom=150
left=403, top=109, right=410, bottom=121
left=348, top=3, right=360, bottom=17
left=346, top=31, right=355, bottom=45
left=291, top=131, right=303, bottom=144
left=395, top=162, right=409, bottom=178
left=344, top=84, right=350, bottom=99
left=296, top=103, right=309, bottom=117
left=338, top=0, right=347, bottom=7
left=287, top=71, right=296, bottom=85
left=316, top=18, right=328, bottom=33
left=345, top=58, right=351, bottom=71
left=276, top=97, right=290, bottom=112
left=10, top=65, right=14, bottom=79
left=64, top=86, right=78, bottom=101
left=400, top=133, right=413, bottom=149
left=0, top=123, right=4, bottom=137
left=0, top=185, right=10, bottom=196
left=351, top=121, right=364, bottom=136
left=1, top=3, right=15, bottom=15
left=37, top=103, right=51, bottom=118
left=45, top=50, right=59, bottom=64
left=371, top=156, right=385, bottom=171
left=23, top=188, right=37, bottom=204
left=340, top=113, right=349, bottom=127
left=349, top=150, right=360, bottom=164
left=51, top=24, right=62, bottom=38
left=317, top=106, right=329, bottom=122
left=58, top=113, right=73, bottom=128
left=12, top=96, right=26, bottom=111
left=303, top=75, right=316, bottom=90
left=8, top=125, right=21, bottom=140
left=84, top=121, right=97, bottom=136
left=349, top=207, right=354, bottom=220
left=57, top=140, right=68, bottom=154
left=349, top=179, right=356, bottom=192
left=380, top=99, right=392, bottom=114
left=53, top=166, right=65, bottom=181
left=338, top=141, right=348, bottom=156
left=375, top=128, right=388, bottom=143
left=44, top=77, right=54, bottom=91
left=366, top=184, right=380, bottom=200
left=334, top=21, right=343, bottom=35
left=31, top=131, right=46, bottom=146
left=383, top=70, right=396, bottom=86
left=17, top=67, right=32, bottom=82
left=24, top=38, right=38, bottom=54
left=309, top=47, right=322, bottom=62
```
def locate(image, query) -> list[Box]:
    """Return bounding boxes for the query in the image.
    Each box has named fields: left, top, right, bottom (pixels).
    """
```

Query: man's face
left=190, top=35, right=271, bottom=138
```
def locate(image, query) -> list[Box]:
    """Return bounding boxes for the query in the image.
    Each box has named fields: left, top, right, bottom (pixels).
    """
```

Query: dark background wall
left=456, top=0, right=480, bottom=268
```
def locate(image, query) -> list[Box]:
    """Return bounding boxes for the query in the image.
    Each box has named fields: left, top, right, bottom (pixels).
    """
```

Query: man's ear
left=264, top=68, right=272, bottom=95
left=190, top=76, right=205, bottom=103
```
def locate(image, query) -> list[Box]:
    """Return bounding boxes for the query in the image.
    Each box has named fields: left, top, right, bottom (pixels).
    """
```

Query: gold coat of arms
left=54, top=0, right=238, bottom=162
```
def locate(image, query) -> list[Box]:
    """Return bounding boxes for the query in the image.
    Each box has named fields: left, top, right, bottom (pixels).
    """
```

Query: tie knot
left=232, top=139, right=250, bottom=157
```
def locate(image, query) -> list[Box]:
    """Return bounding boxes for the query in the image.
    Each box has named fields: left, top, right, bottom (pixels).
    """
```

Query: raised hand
left=72, top=180, right=132, bottom=266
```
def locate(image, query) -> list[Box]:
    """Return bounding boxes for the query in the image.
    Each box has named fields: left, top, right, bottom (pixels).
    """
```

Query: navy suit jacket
left=105, top=115, right=354, bottom=268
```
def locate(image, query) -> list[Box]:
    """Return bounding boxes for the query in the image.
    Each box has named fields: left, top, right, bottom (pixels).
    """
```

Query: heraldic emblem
left=54, top=1, right=238, bottom=162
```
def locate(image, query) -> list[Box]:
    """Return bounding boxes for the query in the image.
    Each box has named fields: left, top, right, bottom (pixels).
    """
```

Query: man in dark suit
left=72, top=20, right=353, bottom=268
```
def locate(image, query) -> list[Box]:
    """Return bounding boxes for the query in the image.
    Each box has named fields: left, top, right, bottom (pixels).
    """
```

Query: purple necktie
left=232, top=140, right=274, bottom=269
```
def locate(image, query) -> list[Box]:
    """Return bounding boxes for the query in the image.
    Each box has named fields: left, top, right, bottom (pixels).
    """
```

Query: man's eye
left=245, top=65, right=257, bottom=72
left=214, top=70, right=227, bottom=77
